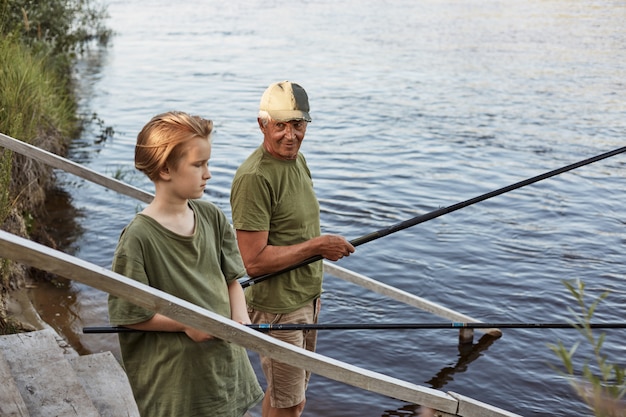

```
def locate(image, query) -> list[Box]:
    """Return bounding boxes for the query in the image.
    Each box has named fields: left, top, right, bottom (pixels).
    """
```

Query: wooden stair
left=0, top=328, right=139, bottom=417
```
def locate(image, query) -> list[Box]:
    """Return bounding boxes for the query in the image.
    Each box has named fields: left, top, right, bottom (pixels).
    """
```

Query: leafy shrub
left=0, top=0, right=112, bottom=54
left=549, top=279, right=625, bottom=417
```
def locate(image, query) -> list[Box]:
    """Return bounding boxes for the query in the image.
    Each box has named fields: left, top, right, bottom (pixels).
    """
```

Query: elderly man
left=230, top=81, right=354, bottom=417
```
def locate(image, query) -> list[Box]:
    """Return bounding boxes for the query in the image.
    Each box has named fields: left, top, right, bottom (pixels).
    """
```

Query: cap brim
left=268, top=110, right=312, bottom=123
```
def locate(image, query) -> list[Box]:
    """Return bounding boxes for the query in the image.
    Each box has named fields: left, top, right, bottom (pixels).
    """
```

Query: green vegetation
left=0, top=0, right=110, bottom=332
left=0, top=0, right=111, bottom=136
left=0, top=36, right=75, bottom=142
left=0, top=146, right=10, bottom=223
left=549, top=279, right=625, bottom=417
left=0, top=0, right=111, bottom=222
left=1, top=0, right=111, bottom=55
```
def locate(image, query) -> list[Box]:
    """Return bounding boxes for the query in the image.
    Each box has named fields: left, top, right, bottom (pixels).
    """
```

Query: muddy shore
left=7, top=284, right=49, bottom=332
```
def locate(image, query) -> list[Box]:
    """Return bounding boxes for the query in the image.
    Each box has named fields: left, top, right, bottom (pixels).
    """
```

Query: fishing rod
left=240, top=146, right=626, bottom=288
left=83, top=322, right=626, bottom=333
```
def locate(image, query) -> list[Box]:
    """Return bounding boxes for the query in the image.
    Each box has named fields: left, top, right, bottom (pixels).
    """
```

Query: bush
left=0, top=0, right=111, bottom=223
left=0, top=0, right=111, bottom=54
left=549, top=279, right=625, bottom=417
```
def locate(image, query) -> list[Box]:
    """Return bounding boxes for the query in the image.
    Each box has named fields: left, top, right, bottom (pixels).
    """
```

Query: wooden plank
left=0, top=350, right=30, bottom=416
left=0, top=229, right=459, bottom=414
left=69, top=352, right=140, bottom=417
left=0, top=329, right=101, bottom=417
left=448, top=391, right=523, bottom=417
left=0, top=132, right=153, bottom=204
left=323, top=262, right=502, bottom=337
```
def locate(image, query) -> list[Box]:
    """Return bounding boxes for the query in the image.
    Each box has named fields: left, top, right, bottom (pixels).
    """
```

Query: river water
left=30, top=1, right=626, bottom=416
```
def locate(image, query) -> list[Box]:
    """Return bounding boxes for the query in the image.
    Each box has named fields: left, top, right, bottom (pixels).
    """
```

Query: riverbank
left=0, top=0, right=111, bottom=336
left=6, top=279, right=48, bottom=332
left=0, top=201, right=54, bottom=334
left=0, top=168, right=77, bottom=335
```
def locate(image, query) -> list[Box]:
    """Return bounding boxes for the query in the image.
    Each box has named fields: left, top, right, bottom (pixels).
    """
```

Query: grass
left=0, top=36, right=77, bottom=221
left=0, top=36, right=76, bottom=140
left=549, top=279, right=625, bottom=417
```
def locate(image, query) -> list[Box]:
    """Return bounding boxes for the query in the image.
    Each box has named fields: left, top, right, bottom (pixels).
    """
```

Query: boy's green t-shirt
left=108, top=200, right=263, bottom=417
left=231, top=146, right=323, bottom=313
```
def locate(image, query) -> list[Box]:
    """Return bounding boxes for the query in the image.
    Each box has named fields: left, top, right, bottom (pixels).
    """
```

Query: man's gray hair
left=258, top=110, right=272, bottom=126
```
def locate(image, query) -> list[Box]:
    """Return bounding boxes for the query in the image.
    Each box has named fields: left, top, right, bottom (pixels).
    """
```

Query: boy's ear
left=158, top=164, right=171, bottom=181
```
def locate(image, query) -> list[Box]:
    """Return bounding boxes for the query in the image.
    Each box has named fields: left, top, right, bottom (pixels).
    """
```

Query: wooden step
left=0, top=329, right=101, bottom=417
left=69, top=351, right=140, bottom=417
left=0, top=349, right=31, bottom=416
left=0, top=329, right=140, bottom=417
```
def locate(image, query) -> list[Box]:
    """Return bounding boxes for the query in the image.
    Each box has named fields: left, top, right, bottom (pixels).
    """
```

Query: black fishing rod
left=240, top=146, right=626, bottom=289
left=83, top=322, right=626, bottom=333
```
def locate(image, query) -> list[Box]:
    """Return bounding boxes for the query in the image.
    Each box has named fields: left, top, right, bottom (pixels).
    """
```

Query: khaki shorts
left=248, top=298, right=320, bottom=408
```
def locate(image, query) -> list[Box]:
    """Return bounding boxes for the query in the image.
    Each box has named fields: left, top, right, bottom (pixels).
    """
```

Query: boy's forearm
left=228, top=280, right=251, bottom=324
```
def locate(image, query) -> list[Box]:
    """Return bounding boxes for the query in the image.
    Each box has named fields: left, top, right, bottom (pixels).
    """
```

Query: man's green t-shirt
left=231, top=146, right=322, bottom=313
left=108, top=200, right=263, bottom=417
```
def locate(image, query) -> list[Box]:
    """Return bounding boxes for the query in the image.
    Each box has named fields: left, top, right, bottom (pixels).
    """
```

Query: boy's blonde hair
left=135, top=111, right=213, bottom=181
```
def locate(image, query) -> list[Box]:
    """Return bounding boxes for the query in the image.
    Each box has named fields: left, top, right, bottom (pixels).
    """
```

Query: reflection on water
left=379, top=334, right=499, bottom=417
left=29, top=278, right=87, bottom=353
left=426, top=334, right=499, bottom=390
left=34, top=186, right=84, bottom=255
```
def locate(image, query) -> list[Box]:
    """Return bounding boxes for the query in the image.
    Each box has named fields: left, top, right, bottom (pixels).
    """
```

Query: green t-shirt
left=231, top=146, right=322, bottom=313
left=108, top=199, right=263, bottom=417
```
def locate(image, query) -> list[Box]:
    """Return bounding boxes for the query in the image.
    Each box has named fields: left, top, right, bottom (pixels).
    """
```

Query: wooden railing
left=0, top=132, right=518, bottom=417
left=323, top=262, right=501, bottom=340
left=0, top=132, right=153, bottom=204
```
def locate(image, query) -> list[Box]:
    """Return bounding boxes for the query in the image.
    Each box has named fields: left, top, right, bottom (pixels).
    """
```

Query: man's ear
left=257, top=118, right=266, bottom=133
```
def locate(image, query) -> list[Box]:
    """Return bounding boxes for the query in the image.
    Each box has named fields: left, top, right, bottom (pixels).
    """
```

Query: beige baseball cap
left=259, top=81, right=311, bottom=122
